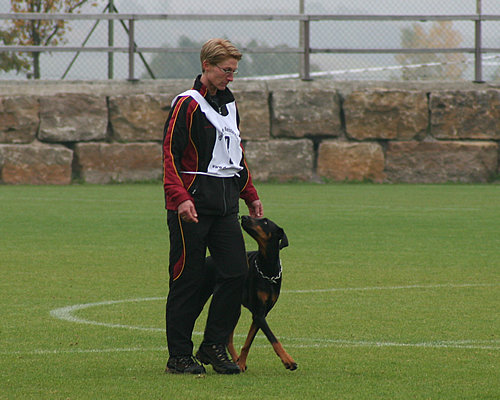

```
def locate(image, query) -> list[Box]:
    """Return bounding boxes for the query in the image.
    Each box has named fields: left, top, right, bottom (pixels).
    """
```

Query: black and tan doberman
left=229, top=215, right=296, bottom=371
left=202, top=216, right=297, bottom=371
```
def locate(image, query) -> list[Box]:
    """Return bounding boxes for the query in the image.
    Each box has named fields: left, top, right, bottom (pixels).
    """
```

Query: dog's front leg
left=256, top=315, right=297, bottom=371
left=271, top=341, right=297, bottom=370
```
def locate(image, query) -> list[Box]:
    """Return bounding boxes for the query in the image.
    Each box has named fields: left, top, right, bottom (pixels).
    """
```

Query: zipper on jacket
left=188, top=180, right=198, bottom=196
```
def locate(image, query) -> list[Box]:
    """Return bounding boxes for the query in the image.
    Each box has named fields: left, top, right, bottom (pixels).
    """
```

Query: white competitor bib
left=173, top=89, right=243, bottom=178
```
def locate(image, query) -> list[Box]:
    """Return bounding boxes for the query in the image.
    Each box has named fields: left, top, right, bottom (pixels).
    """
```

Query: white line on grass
left=4, top=338, right=500, bottom=357
left=279, top=337, right=500, bottom=350
left=4, top=339, right=500, bottom=357
left=284, top=282, right=499, bottom=294
left=1, top=346, right=167, bottom=356
left=50, top=297, right=164, bottom=332
left=44, top=282, right=500, bottom=354
left=50, top=283, right=498, bottom=331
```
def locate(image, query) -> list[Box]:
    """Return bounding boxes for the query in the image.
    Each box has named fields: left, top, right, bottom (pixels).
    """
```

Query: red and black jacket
left=162, top=75, right=259, bottom=216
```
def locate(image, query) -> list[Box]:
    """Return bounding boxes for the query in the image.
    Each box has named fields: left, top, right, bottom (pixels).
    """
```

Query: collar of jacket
left=193, top=74, right=235, bottom=106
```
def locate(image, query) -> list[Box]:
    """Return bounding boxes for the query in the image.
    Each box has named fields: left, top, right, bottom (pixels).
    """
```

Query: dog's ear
left=279, top=229, right=289, bottom=249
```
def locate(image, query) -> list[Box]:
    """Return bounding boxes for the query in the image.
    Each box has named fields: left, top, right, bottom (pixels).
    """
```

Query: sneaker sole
left=165, top=366, right=206, bottom=375
left=212, top=365, right=240, bottom=374
left=196, top=352, right=240, bottom=375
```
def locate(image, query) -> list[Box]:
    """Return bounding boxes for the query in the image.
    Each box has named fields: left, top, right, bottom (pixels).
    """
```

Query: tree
left=143, top=36, right=311, bottom=79
left=236, top=39, right=302, bottom=77
left=0, top=28, right=30, bottom=74
left=0, top=0, right=100, bottom=79
left=396, top=21, right=467, bottom=80
left=145, top=36, right=203, bottom=79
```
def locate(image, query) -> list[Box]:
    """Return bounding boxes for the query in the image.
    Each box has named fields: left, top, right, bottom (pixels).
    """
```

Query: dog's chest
left=245, top=251, right=281, bottom=299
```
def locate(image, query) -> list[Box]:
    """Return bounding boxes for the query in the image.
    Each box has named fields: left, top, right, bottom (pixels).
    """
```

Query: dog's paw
left=236, top=359, right=248, bottom=372
left=284, top=361, right=298, bottom=371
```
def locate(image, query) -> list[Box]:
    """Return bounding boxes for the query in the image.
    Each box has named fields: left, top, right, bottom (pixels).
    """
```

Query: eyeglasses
left=216, top=65, right=238, bottom=75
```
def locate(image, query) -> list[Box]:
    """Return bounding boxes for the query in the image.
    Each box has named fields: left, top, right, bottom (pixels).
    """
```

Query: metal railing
left=1, top=12, right=500, bottom=81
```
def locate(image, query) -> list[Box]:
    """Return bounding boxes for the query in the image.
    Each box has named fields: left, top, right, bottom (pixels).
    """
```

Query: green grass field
left=1, top=183, right=499, bottom=399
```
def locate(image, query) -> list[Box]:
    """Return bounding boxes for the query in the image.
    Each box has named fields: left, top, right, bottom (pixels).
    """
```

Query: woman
left=162, top=38, right=263, bottom=375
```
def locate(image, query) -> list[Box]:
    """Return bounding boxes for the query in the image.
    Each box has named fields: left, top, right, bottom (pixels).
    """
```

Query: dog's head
left=241, top=215, right=288, bottom=251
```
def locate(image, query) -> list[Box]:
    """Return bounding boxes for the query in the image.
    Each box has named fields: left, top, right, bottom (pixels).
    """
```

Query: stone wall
left=1, top=79, right=499, bottom=184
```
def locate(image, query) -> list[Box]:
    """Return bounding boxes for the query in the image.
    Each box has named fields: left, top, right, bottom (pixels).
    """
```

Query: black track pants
left=165, top=211, right=248, bottom=357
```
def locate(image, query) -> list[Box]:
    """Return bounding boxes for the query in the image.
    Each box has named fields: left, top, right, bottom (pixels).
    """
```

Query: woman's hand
left=248, top=199, right=263, bottom=218
left=178, top=200, right=199, bottom=223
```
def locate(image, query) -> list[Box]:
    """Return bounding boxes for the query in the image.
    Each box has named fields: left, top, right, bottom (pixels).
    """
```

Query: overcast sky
left=88, top=0, right=498, bottom=14
left=101, top=0, right=497, bottom=14
left=1, top=0, right=499, bottom=14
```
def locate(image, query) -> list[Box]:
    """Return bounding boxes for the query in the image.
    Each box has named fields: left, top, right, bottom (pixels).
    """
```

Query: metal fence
left=1, top=9, right=500, bottom=81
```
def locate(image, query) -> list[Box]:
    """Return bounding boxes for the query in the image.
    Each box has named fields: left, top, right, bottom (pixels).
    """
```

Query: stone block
left=317, top=141, right=385, bottom=182
left=272, top=88, right=341, bottom=138
left=0, top=96, right=39, bottom=144
left=109, top=94, right=170, bottom=142
left=244, top=139, right=313, bottom=181
left=430, top=90, right=500, bottom=140
left=385, top=141, right=498, bottom=183
left=39, top=94, right=107, bottom=142
left=74, top=142, right=162, bottom=183
left=0, top=143, right=72, bottom=184
left=234, top=90, right=270, bottom=141
left=344, top=89, right=428, bottom=140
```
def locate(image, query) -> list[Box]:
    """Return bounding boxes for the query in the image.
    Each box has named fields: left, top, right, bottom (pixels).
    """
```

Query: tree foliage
left=396, top=21, right=467, bottom=80
left=145, top=36, right=203, bottom=79
left=0, top=0, right=100, bottom=79
left=0, top=28, right=30, bottom=73
left=144, top=36, right=306, bottom=79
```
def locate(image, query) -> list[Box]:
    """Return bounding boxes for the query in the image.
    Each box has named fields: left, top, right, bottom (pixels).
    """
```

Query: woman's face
left=201, top=57, right=238, bottom=95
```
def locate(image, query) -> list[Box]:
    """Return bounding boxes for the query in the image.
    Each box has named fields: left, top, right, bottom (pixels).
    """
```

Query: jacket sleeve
left=162, top=96, right=194, bottom=210
left=238, top=144, right=260, bottom=207
left=234, top=104, right=259, bottom=206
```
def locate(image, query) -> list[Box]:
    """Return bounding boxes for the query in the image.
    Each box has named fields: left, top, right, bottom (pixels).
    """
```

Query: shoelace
left=178, top=355, right=199, bottom=366
left=213, top=345, right=231, bottom=362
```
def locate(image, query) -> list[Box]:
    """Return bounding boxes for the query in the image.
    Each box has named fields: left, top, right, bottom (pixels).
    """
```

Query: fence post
left=301, top=16, right=312, bottom=81
left=474, top=0, right=483, bottom=83
left=128, top=18, right=136, bottom=81
left=108, top=0, right=114, bottom=79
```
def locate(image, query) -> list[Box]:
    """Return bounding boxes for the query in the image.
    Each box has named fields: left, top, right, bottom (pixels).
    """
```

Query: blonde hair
left=200, top=38, right=242, bottom=71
